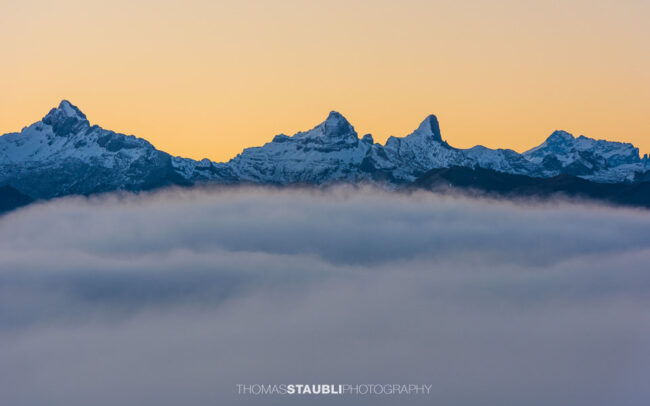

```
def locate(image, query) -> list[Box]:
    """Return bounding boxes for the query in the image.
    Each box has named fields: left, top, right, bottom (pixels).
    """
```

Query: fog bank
left=1, top=187, right=649, bottom=405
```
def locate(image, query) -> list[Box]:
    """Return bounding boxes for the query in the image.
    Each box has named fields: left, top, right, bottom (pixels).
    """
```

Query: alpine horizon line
left=1, top=100, right=649, bottom=202
left=8, top=99, right=649, bottom=162
left=22, top=100, right=650, bottom=162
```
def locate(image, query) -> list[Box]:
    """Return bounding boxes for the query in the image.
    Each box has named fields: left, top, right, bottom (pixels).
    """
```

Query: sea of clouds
left=1, top=186, right=649, bottom=406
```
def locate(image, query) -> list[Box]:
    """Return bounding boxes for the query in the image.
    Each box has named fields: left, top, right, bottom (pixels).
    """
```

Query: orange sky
left=1, top=0, right=649, bottom=161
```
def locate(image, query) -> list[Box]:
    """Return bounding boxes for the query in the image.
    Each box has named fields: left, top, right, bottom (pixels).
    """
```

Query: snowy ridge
left=523, top=130, right=646, bottom=182
left=228, top=111, right=372, bottom=183
left=0, top=100, right=231, bottom=198
left=1, top=101, right=648, bottom=198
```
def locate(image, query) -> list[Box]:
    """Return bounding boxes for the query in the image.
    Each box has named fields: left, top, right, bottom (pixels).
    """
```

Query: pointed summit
left=42, top=100, right=89, bottom=136
left=296, top=110, right=357, bottom=145
left=44, top=100, right=87, bottom=121
left=545, top=130, right=574, bottom=144
left=408, top=114, right=442, bottom=142
left=326, top=110, right=346, bottom=121
left=321, top=111, right=354, bottom=137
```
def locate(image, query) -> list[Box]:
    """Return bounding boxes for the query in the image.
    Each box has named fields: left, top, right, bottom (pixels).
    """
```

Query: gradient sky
left=1, top=0, right=649, bottom=161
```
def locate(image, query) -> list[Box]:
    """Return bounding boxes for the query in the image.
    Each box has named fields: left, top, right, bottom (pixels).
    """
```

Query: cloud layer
left=1, top=187, right=649, bottom=406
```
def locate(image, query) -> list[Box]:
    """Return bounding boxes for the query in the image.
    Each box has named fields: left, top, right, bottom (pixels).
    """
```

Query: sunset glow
left=2, top=0, right=649, bottom=161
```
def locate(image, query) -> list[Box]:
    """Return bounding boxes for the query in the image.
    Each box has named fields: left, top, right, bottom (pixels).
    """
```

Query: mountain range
left=1, top=100, right=649, bottom=209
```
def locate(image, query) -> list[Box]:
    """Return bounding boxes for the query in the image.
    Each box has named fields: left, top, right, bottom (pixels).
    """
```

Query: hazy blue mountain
left=0, top=185, right=34, bottom=213
left=411, top=166, right=650, bottom=208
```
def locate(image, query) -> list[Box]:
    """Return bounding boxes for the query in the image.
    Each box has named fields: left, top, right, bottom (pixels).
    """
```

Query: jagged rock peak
left=42, top=100, right=89, bottom=136
left=44, top=100, right=87, bottom=122
left=320, top=110, right=355, bottom=136
left=545, top=130, right=575, bottom=143
left=324, top=110, right=348, bottom=123
left=410, top=114, right=442, bottom=142
left=296, top=110, right=357, bottom=143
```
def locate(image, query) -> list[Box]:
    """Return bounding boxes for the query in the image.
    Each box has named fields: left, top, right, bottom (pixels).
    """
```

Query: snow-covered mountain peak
left=296, top=111, right=358, bottom=144
left=523, top=130, right=575, bottom=157
left=44, top=100, right=87, bottom=122
left=408, top=114, right=442, bottom=142
left=545, top=130, right=574, bottom=143
left=322, top=110, right=354, bottom=134
left=42, top=100, right=89, bottom=136
left=325, top=110, right=346, bottom=121
left=521, top=130, right=644, bottom=180
left=3, top=102, right=649, bottom=200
